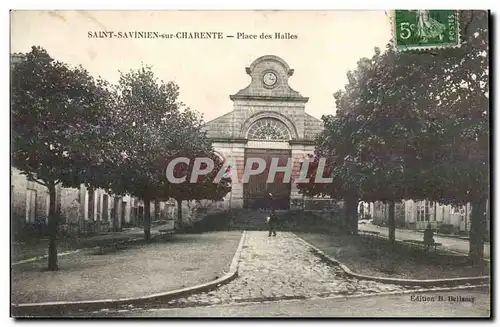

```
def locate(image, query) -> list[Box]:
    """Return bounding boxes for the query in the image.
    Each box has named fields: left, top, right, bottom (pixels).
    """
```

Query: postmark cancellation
left=392, top=10, right=461, bottom=51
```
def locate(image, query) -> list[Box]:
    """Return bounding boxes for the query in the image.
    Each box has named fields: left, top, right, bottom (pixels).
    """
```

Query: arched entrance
left=243, top=117, right=293, bottom=210
left=204, top=54, right=324, bottom=211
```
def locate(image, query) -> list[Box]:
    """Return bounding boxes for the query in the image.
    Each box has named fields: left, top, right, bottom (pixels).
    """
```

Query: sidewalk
left=12, top=227, right=161, bottom=263
left=11, top=231, right=243, bottom=304
left=359, top=224, right=490, bottom=259
left=414, top=230, right=490, bottom=244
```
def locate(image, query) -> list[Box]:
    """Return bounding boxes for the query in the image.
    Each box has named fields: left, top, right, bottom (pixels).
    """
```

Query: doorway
left=243, top=148, right=291, bottom=210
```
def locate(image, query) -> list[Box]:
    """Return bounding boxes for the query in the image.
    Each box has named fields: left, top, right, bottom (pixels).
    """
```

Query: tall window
left=96, top=194, right=101, bottom=221
left=26, top=189, right=37, bottom=223
left=416, top=201, right=434, bottom=222
left=247, top=118, right=291, bottom=141
left=425, top=201, right=431, bottom=222
left=102, top=194, right=109, bottom=221
left=45, top=193, right=50, bottom=224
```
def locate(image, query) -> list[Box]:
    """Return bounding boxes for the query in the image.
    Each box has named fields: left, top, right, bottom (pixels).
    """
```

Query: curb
left=414, top=230, right=490, bottom=245
left=295, top=234, right=490, bottom=287
left=360, top=229, right=491, bottom=262
left=362, top=226, right=491, bottom=256
left=12, top=249, right=84, bottom=266
left=12, top=229, right=168, bottom=266
left=12, top=234, right=155, bottom=266
left=12, top=231, right=247, bottom=316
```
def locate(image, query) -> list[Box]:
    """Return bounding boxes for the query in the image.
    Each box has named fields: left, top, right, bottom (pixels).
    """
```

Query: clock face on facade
left=263, top=72, right=278, bottom=86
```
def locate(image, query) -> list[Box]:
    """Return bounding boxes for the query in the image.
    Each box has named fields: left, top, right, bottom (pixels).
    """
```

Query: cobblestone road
left=164, top=232, right=418, bottom=306
left=84, top=231, right=424, bottom=315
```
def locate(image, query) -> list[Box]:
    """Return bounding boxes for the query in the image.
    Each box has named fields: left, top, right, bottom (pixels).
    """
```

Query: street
left=81, top=288, right=490, bottom=317
left=359, top=224, right=490, bottom=259
left=152, top=231, right=417, bottom=307
left=21, top=231, right=489, bottom=318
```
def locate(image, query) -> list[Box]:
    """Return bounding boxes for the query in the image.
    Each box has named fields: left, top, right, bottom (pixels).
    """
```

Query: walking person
left=267, top=209, right=278, bottom=237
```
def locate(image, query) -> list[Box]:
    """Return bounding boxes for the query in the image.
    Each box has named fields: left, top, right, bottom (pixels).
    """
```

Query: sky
left=10, top=10, right=393, bottom=121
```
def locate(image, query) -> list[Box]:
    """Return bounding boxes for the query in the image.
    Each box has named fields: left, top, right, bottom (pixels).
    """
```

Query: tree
left=297, top=115, right=363, bottom=235
left=105, top=66, right=211, bottom=240
left=308, top=47, right=431, bottom=237
left=11, top=46, right=112, bottom=270
left=318, top=10, right=488, bottom=257
left=419, top=10, right=489, bottom=263
left=163, top=151, right=231, bottom=229
left=305, top=51, right=420, bottom=240
left=368, top=11, right=488, bottom=256
left=341, top=44, right=446, bottom=241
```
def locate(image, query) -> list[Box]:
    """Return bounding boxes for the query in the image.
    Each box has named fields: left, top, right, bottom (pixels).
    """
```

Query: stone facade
left=368, top=199, right=490, bottom=234
left=205, top=55, right=322, bottom=141
left=10, top=167, right=177, bottom=235
left=403, top=200, right=472, bottom=232
left=11, top=167, right=52, bottom=233
left=204, top=55, right=324, bottom=210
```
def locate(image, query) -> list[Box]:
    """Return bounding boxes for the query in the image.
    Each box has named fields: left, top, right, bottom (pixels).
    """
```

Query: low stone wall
left=176, top=200, right=227, bottom=228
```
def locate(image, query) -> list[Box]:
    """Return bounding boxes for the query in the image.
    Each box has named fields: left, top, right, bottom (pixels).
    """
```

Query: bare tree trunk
left=113, top=197, right=120, bottom=232
left=88, top=186, right=95, bottom=220
left=388, top=201, right=396, bottom=244
left=87, top=186, right=95, bottom=233
left=341, top=210, right=349, bottom=234
left=47, top=183, right=58, bottom=271
left=177, top=199, right=183, bottom=230
left=345, top=197, right=359, bottom=235
left=154, top=200, right=160, bottom=221
left=176, top=200, right=184, bottom=229
left=143, top=196, right=151, bottom=241
left=78, top=185, right=85, bottom=237
left=469, top=197, right=487, bottom=265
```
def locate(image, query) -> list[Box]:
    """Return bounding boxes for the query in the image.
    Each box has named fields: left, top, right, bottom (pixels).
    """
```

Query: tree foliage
left=11, top=46, right=112, bottom=188
left=12, top=50, right=229, bottom=249
left=299, top=10, right=488, bottom=254
left=103, top=66, right=215, bottom=238
left=11, top=46, right=112, bottom=270
left=163, top=151, right=232, bottom=227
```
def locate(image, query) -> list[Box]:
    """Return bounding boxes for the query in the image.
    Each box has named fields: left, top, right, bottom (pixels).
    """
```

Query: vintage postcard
left=10, top=10, right=490, bottom=318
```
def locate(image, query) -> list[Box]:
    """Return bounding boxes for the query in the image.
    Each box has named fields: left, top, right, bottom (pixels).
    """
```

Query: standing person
left=268, top=209, right=278, bottom=237
left=423, top=223, right=435, bottom=251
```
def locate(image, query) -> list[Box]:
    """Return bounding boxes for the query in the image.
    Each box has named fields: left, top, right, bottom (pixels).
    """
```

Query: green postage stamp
left=393, top=10, right=460, bottom=50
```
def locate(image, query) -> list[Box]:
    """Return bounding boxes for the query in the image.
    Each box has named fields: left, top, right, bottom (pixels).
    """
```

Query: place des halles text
left=88, top=31, right=298, bottom=40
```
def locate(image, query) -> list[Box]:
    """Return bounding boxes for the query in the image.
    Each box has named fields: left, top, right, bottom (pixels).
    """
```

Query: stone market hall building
left=204, top=55, right=324, bottom=211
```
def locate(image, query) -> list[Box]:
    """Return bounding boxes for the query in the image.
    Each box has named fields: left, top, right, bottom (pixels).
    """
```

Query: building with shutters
left=367, top=200, right=489, bottom=235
